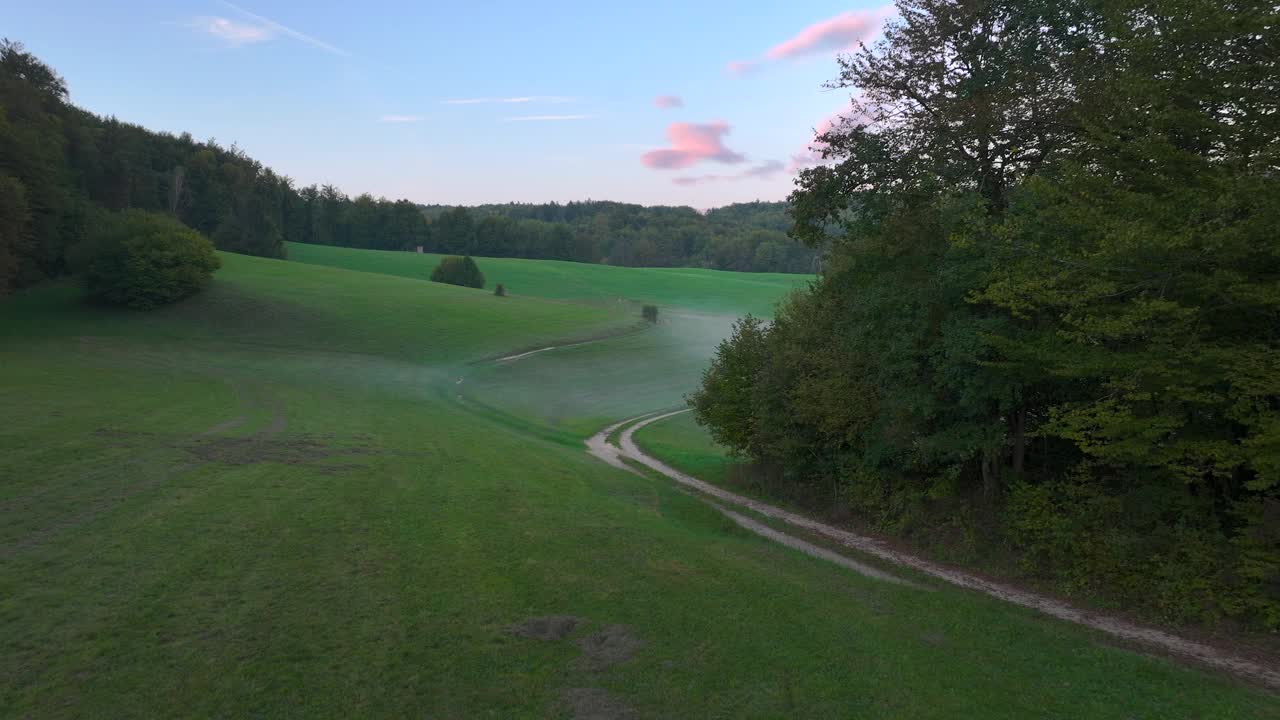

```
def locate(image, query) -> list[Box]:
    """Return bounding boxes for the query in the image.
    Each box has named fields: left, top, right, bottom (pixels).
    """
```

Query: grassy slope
left=631, top=411, right=735, bottom=486
left=286, top=241, right=806, bottom=317
left=2, top=251, right=1276, bottom=718
left=288, top=242, right=808, bottom=438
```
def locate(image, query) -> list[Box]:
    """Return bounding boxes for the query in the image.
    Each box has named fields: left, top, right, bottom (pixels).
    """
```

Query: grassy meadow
left=2, top=248, right=1276, bottom=718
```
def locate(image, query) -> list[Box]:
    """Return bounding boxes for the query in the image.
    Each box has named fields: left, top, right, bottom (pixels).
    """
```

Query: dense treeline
left=0, top=39, right=294, bottom=293
left=693, top=0, right=1280, bottom=628
left=417, top=201, right=813, bottom=272
left=0, top=42, right=811, bottom=300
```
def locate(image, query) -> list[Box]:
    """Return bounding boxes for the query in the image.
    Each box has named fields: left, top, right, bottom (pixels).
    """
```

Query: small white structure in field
left=416, top=246, right=424, bottom=253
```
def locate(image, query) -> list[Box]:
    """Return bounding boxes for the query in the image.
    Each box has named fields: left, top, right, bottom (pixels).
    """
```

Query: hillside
left=2, top=250, right=1273, bottom=717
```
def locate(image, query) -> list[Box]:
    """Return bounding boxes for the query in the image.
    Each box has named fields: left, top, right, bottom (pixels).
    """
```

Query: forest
left=420, top=200, right=814, bottom=272
left=0, top=40, right=810, bottom=300
left=692, top=0, right=1280, bottom=629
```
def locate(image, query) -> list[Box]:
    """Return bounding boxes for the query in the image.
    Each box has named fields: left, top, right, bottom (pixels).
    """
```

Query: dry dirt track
left=590, top=409, right=1280, bottom=691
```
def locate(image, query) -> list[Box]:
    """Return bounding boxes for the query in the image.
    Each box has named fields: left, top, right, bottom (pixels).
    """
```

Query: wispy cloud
left=786, top=105, right=878, bottom=173
left=653, top=94, right=683, bottom=109
left=673, top=159, right=785, bottom=186
left=728, top=7, right=892, bottom=73
left=192, top=16, right=272, bottom=45
left=742, top=159, right=785, bottom=178
left=379, top=115, right=422, bottom=123
left=641, top=121, right=745, bottom=170
left=442, top=96, right=576, bottom=105
left=218, top=0, right=350, bottom=56
left=502, top=114, right=592, bottom=122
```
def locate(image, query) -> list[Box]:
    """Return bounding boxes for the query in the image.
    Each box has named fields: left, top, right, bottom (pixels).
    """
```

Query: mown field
left=2, top=249, right=1276, bottom=718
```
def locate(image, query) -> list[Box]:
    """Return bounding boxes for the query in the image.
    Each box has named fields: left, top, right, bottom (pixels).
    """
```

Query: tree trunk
left=981, top=448, right=1001, bottom=504
left=1011, top=407, right=1027, bottom=476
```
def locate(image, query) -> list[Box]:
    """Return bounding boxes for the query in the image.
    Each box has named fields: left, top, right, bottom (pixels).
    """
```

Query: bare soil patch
left=508, top=615, right=583, bottom=642
left=574, top=624, right=644, bottom=671
left=560, top=687, right=637, bottom=720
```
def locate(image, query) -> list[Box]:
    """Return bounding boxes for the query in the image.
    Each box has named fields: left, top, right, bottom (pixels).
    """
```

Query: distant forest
left=0, top=40, right=811, bottom=299
left=419, top=201, right=815, bottom=272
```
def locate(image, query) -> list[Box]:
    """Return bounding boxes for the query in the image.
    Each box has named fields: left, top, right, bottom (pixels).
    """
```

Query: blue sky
left=6, top=1, right=890, bottom=207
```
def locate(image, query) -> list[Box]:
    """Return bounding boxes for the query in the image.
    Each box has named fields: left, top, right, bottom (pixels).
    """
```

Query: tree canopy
left=76, top=209, right=220, bottom=309
left=430, top=255, right=485, bottom=289
left=693, top=0, right=1280, bottom=629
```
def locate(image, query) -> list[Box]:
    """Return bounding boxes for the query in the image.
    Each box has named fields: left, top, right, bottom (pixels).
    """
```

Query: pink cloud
left=766, top=10, right=885, bottom=61
left=788, top=110, right=844, bottom=172
left=729, top=7, right=892, bottom=73
left=653, top=95, right=683, bottom=109
left=641, top=121, right=746, bottom=170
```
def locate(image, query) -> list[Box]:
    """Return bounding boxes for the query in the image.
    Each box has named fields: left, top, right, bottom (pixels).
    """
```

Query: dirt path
left=597, top=409, right=1280, bottom=691
left=585, top=416, right=920, bottom=589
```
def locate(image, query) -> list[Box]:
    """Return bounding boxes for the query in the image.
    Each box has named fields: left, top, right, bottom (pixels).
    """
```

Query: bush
left=494, top=283, right=505, bottom=297
left=76, top=209, right=220, bottom=309
left=430, top=255, right=484, bottom=288
left=642, top=304, right=658, bottom=323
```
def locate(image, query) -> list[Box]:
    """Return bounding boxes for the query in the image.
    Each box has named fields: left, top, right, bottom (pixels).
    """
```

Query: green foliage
left=429, top=255, right=484, bottom=289
left=77, top=209, right=220, bottom=309
left=419, top=200, right=815, bottom=272
left=0, top=171, right=29, bottom=295
left=695, top=0, right=1280, bottom=628
left=641, top=304, right=658, bottom=323
left=493, top=283, right=505, bottom=297
left=689, top=316, right=768, bottom=454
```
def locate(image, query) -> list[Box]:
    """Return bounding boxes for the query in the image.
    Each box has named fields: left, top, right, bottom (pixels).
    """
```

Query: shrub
left=76, top=209, right=220, bottom=309
left=494, top=283, right=506, bottom=297
left=430, top=255, right=484, bottom=289
left=642, top=304, right=658, bottom=323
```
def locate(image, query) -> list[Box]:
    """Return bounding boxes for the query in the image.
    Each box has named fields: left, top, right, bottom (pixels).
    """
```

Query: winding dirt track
left=594, top=409, right=1280, bottom=691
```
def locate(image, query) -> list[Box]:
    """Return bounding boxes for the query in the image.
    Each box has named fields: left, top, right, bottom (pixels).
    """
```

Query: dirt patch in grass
left=507, top=615, right=583, bottom=641
left=91, top=427, right=396, bottom=470
left=560, top=687, right=636, bottom=720
left=182, top=434, right=365, bottom=466
left=574, top=625, right=644, bottom=671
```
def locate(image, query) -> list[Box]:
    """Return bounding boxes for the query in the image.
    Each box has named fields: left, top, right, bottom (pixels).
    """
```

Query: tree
left=694, top=0, right=1280, bottom=627
left=0, top=172, right=29, bottom=295
left=429, top=255, right=484, bottom=289
left=76, top=209, right=220, bottom=309
left=689, top=316, right=768, bottom=453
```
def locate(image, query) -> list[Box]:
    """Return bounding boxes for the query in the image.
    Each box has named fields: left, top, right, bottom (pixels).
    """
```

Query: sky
left=5, top=0, right=893, bottom=208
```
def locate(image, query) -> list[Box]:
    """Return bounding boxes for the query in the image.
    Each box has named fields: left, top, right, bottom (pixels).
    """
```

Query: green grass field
left=3, top=248, right=1276, bottom=718
left=286, top=242, right=806, bottom=317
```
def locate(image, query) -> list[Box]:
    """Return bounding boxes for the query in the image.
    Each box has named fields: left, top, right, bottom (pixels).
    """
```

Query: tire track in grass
left=586, top=412, right=921, bottom=589
left=597, top=409, right=1280, bottom=691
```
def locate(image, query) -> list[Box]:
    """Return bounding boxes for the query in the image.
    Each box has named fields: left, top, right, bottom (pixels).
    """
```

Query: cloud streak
left=502, top=114, right=591, bottom=122
left=442, top=96, right=576, bottom=105
left=379, top=115, right=422, bottom=123
left=653, top=94, right=683, bottom=109
left=673, top=159, right=786, bottom=186
left=193, top=17, right=272, bottom=45
left=219, top=0, right=350, bottom=56
left=728, top=7, right=892, bottom=73
left=641, top=121, right=745, bottom=170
